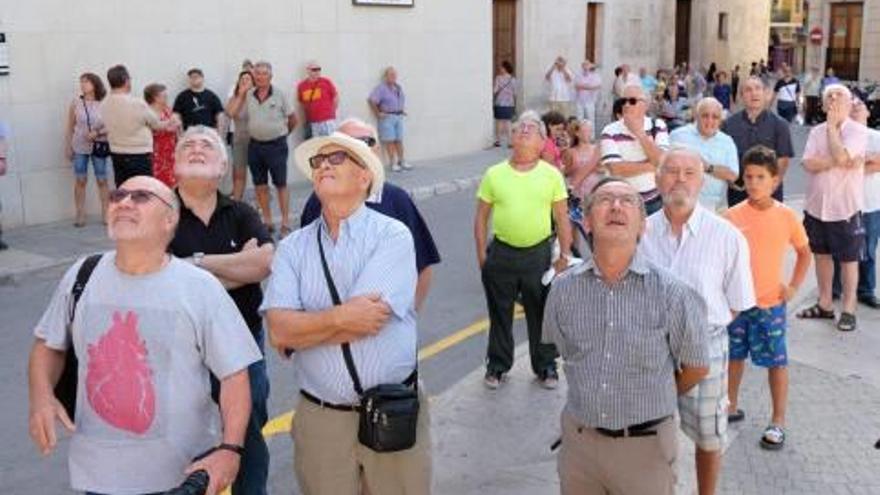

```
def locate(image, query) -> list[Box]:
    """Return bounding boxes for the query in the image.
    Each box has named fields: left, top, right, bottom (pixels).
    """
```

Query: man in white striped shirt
left=641, top=147, right=755, bottom=495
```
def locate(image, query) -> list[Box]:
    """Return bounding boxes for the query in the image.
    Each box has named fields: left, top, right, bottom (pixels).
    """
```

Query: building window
left=718, top=12, right=729, bottom=40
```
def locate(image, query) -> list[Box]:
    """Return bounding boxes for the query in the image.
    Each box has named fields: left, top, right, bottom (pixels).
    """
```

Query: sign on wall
left=353, top=0, right=414, bottom=6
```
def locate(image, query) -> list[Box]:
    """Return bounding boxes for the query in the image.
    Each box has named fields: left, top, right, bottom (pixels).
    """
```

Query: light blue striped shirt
left=260, top=205, right=418, bottom=404
left=669, top=124, right=739, bottom=210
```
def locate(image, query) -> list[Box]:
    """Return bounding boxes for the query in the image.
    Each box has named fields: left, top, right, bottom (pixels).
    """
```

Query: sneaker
left=391, top=163, right=403, bottom=172
left=399, top=160, right=413, bottom=171
left=539, top=368, right=559, bottom=390
left=0, top=239, right=7, bottom=251
left=484, top=371, right=503, bottom=390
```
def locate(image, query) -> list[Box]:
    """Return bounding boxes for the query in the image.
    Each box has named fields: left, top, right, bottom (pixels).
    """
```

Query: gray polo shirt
left=721, top=110, right=794, bottom=186
left=246, top=85, right=293, bottom=142
left=542, top=252, right=709, bottom=430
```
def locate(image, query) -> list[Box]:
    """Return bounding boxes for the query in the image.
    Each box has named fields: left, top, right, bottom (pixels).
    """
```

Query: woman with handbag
left=65, top=73, right=110, bottom=227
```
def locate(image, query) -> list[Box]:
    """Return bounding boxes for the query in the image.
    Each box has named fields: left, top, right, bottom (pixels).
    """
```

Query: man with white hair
left=369, top=66, right=409, bottom=171
left=600, top=84, right=670, bottom=215
left=475, top=110, right=572, bottom=390
left=796, top=84, right=869, bottom=331
left=573, top=60, right=602, bottom=135
left=670, top=97, right=740, bottom=210
left=545, top=56, right=574, bottom=117
left=28, top=174, right=261, bottom=495
left=264, top=132, right=431, bottom=494
left=641, top=147, right=755, bottom=495
left=297, top=60, right=339, bottom=138
left=301, top=117, right=441, bottom=311
left=169, top=126, right=275, bottom=494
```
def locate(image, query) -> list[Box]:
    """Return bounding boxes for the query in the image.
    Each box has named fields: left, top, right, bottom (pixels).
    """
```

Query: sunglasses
left=621, top=97, right=645, bottom=106
left=109, top=188, right=174, bottom=208
left=309, top=67, right=321, bottom=72
left=309, top=150, right=365, bottom=170
left=355, top=135, right=377, bottom=147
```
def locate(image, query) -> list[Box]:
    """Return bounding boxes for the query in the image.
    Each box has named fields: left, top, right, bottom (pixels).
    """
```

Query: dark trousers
left=777, top=101, right=797, bottom=122
left=110, top=152, right=152, bottom=188
left=805, top=96, right=822, bottom=125
left=833, top=210, right=880, bottom=299
left=481, top=238, right=557, bottom=375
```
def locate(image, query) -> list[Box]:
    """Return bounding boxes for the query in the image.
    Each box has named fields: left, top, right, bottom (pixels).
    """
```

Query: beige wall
left=0, top=0, right=492, bottom=227
left=689, top=0, right=771, bottom=73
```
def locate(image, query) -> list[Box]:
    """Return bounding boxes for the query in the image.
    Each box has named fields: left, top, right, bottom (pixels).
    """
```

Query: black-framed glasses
left=309, top=150, right=365, bottom=170
left=309, top=67, right=322, bottom=72
left=109, top=188, right=174, bottom=209
left=355, top=135, right=377, bottom=147
left=621, top=97, right=645, bottom=106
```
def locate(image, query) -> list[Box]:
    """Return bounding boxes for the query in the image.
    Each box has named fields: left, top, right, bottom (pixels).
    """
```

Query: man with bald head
left=28, top=175, right=261, bottom=495
left=670, top=97, right=740, bottom=210
left=543, top=177, right=709, bottom=494
left=600, top=84, right=670, bottom=214
left=641, top=148, right=755, bottom=495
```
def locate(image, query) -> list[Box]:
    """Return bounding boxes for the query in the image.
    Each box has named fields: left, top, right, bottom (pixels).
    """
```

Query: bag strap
left=81, top=97, right=92, bottom=132
left=69, top=254, right=103, bottom=349
left=317, top=226, right=365, bottom=396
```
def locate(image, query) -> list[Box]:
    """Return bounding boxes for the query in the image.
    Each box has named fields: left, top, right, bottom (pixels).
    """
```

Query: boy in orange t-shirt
left=724, top=145, right=812, bottom=451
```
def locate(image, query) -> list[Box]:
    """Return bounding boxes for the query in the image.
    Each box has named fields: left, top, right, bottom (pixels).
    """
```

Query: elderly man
left=545, top=177, right=709, bottom=494
left=297, top=60, right=339, bottom=138
left=670, top=97, right=739, bottom=210
left=264, top=133, right=430, bottom=494
left=475, top=110, right=572, bottom=390
left=797, top=84, right=869, bottom=331
left=28, top=175, right=260, bottom=495
left=574, top=60, right=602, bottom=135
left=168, top=126, right=274, bottom=494
left=369, top=66, right=409, bottom=172
left=641, top=148, right=755, bottom=495
left=545, top=56, right=574, bottom=117
left=226, top=60, right=298, bottom=236
left=722, top=76, right=794, bottom=206
left=301, top=118, right=441, bottom=311
left=599, top=84, right=670, bottom=214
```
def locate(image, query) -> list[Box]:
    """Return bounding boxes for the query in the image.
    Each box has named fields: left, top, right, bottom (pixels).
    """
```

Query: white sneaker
left=391, top=163, right=403, bottom=172
left=400, top=161, right=413, bottom=171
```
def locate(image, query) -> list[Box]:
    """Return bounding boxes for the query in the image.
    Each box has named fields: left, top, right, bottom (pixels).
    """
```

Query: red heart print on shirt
left=86, top=311, right=156, bottom=435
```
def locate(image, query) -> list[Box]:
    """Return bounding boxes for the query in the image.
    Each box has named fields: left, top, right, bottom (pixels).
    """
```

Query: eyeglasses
left=513, top=123, right=541, bottom=135
left=354, top=135, right=377, bottom=147
left=592, top=192, right=641, bottom=209
left=621, top=97, right=646, bottom=106
left=309, top=67, right=321, bottom=72
left=180, top=138, right=218, bottom=152
left=309, top=150, right=365, bottom=170
left=109, top=188, right=174, bottom=209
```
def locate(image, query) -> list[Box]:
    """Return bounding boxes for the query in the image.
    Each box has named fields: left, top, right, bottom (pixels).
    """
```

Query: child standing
left=724, top=145, right=812, bottom=450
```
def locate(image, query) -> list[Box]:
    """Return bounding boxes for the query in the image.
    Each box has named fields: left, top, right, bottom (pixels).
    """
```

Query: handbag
left=317, top=225, right=420, bottom=453
left=82, top=98, right=110, bottom=158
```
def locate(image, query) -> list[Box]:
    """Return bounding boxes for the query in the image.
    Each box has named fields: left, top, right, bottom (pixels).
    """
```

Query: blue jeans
left=233, top=327, right=270, bottom=495
left=73, top=153, right=109, bottom=180
left=832, top=210, right=880, bottom=298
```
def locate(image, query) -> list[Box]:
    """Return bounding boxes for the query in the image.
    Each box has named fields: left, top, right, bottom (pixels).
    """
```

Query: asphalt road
left=0, top=123, right=811, bottom=493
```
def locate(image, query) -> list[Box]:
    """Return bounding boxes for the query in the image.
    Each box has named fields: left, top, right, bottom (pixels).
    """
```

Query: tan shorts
left=678, top=326, right=730, bottom=452
left=558, top=413, right=677, bottom=495
left=292, top=391, right=432, bottom=495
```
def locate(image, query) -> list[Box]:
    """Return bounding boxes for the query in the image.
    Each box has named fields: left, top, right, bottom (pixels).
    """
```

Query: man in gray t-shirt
left=28, top=176, right=261, bottom=495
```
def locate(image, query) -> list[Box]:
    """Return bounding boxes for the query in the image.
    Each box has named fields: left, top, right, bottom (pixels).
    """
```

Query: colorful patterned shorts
left=679, top=326, right=729, bottom=452
left=728, top=304, right=787, bottom=368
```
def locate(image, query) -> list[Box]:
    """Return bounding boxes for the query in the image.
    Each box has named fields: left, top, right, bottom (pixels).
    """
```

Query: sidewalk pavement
left=432, top=198, right=880, bottom=495
left=0, top=147, right=508, bottom=285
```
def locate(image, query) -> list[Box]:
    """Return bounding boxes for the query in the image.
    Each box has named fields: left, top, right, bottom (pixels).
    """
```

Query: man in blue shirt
left=301, top=118, right=441, bottom=310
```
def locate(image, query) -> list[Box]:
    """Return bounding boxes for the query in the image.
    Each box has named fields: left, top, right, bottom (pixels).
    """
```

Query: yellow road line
left=260, top=307, right=525, bottom=440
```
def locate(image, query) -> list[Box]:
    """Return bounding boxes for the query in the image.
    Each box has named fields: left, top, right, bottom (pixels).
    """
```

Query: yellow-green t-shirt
left=477, top=160, right=568, bottom=247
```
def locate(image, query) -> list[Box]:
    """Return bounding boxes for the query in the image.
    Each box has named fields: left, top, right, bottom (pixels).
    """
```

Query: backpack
left=54, top=254, right=103, bottom=420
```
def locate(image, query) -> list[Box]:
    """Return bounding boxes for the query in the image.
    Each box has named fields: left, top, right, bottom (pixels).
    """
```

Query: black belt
left=492, top=236, right=551, bottom=251
left=382, top=110, right=404, bottom=115
left=250, top=136, right=286, bottom=145
left=593, top=416, right=670, bottom=438
left=300, top=370, right=418, bottom=412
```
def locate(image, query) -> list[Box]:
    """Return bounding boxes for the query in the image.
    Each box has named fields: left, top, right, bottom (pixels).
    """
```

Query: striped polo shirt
left=600, top=116, right=670, bottom=194
left=542, top=251, right=710, bottom=430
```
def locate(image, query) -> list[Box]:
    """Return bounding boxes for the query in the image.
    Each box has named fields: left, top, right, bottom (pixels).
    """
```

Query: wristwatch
left=216, top=443, right=246, bottom=456
left=705, top=164, right=715, bottom=175
left=192, top=252, right=205, bottom=267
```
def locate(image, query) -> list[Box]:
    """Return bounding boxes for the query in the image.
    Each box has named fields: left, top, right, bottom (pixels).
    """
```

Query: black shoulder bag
left=82, top=98, right=110, bottom=158
left=54, top=253, right=103, bottom=420
left=317, top=226, right=420, bottom=453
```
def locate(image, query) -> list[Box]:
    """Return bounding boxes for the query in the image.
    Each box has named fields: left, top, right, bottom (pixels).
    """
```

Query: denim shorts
left=728, top=304, right=788, bottom=367
left=378, top=113, right=404, bottom=142
left=73, top=153, right=109, bottom=180
left=309, top=119, right=337, bottom=137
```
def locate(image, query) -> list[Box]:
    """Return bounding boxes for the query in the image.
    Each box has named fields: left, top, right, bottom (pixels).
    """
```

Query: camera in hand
left=163, top=470, right=209, bottom=495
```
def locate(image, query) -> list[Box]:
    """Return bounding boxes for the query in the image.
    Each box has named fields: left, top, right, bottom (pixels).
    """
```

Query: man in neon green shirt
left=475, top=110, right=572, bottom=390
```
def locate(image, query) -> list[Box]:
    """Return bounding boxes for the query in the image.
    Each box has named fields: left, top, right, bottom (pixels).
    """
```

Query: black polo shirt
left=722, top=109, right=794, bottom=205
left=169, top=192, right=272, bottom=332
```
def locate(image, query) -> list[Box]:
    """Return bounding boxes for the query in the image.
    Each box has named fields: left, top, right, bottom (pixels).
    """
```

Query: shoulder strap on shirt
left=71, top=254, right=103, bottom=328
left=317, top=226, right=365, bottom=396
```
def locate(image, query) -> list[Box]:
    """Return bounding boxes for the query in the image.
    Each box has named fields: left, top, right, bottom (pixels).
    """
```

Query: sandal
left=837, top=312, right=857, bottom=332
left=728, top=409, right=745, bottom=423
left=796, top=303, right=835, bottom=320
left=760, top=425, right=785, bottom=450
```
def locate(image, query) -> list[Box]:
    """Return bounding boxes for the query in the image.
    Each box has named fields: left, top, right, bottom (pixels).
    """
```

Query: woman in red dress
left=144, top=83, right=180, bottom=187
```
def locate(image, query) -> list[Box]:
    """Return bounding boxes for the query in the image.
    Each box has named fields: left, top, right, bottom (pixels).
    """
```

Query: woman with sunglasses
left=65, top=73, right=110, bottom=227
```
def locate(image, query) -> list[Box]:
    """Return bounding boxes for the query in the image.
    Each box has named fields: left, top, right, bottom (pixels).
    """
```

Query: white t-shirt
left=864, top=129, right=880, bottom=213
left=548, top=68, right=573, bottom=102
left=35, top=253, right=261, bottom=494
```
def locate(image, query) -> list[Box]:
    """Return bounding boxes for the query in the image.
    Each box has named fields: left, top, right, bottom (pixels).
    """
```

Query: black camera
left=163, top=470, right=209, bottom=495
